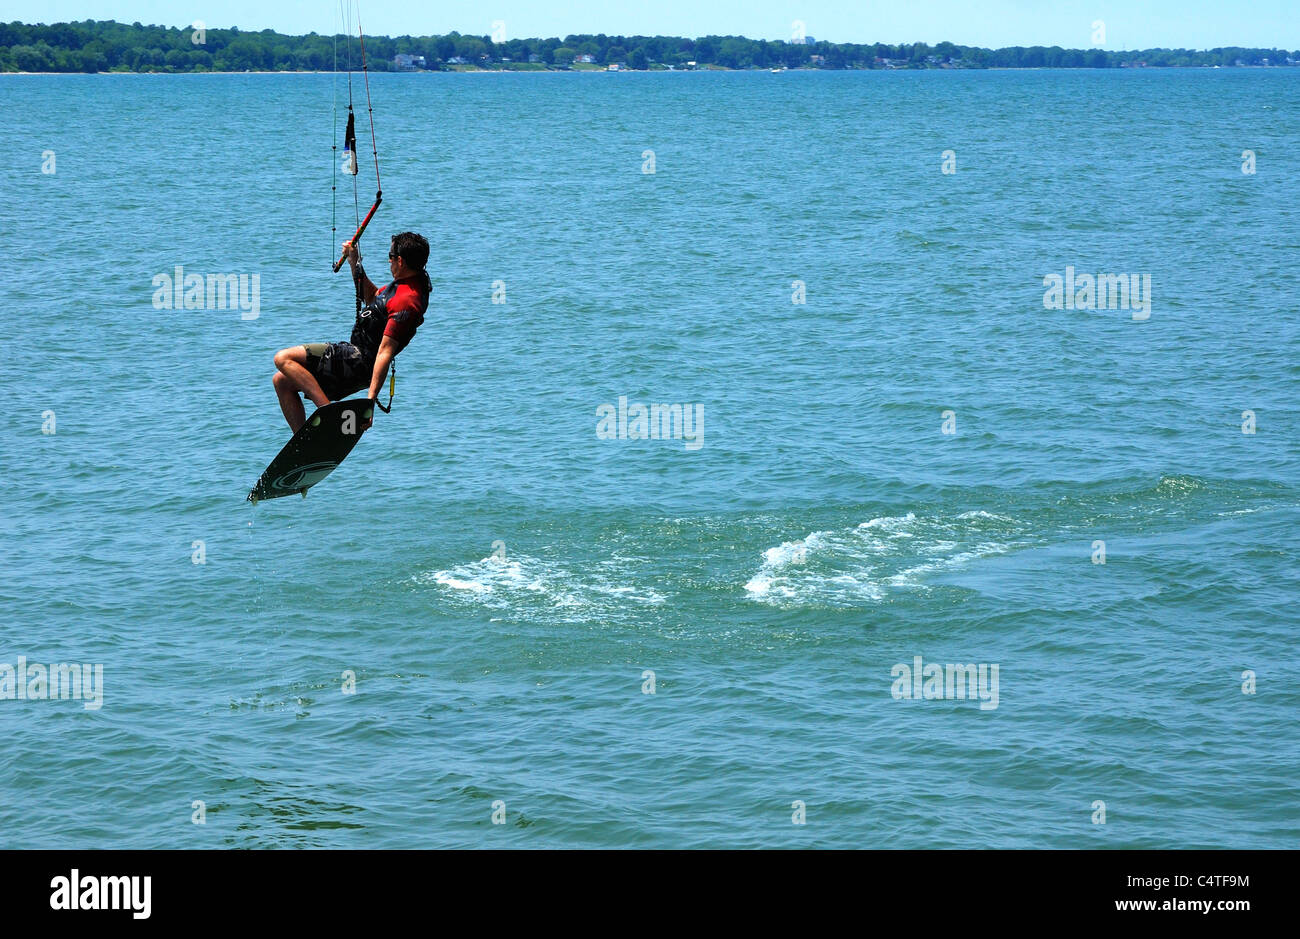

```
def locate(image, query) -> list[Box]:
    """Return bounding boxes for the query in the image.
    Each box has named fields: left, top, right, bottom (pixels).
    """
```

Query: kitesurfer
left=271, top=231, right=430, bottom=433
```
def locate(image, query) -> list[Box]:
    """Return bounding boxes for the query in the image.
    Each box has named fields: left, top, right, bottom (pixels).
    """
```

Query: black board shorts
left=302, top=342, right=370, bottom=401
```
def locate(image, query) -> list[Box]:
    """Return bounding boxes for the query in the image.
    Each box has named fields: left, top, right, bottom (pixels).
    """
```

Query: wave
left=741, top=474, right=1293, bottom=607
left=744, top=511, right=1025, bottom=606
left=406, top=475, right=1294, bottom=617
left=412, top=551, right=666, bottom=623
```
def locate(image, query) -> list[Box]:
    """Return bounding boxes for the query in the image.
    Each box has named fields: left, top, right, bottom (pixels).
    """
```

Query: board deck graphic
left=248, top=400, right=372, bottom=503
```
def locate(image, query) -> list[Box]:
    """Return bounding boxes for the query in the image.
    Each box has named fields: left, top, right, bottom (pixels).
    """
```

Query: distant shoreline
left=5, top=64, right=1299, bottom=76
left=6, top=21, right=1295, bottom=74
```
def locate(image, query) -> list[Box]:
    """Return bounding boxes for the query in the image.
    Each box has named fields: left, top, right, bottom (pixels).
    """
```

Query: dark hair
left=391, top=232, right=430, bottom=295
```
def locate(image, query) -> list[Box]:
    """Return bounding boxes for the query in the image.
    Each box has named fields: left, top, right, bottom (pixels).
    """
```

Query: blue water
left=2, top=69, right=1298, bottom=848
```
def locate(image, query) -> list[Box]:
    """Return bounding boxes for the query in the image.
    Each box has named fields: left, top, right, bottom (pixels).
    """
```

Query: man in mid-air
left=272, top=231, right=430, bottom=433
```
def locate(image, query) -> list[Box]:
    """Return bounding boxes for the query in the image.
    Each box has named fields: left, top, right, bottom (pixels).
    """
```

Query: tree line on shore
left=2, top=20, right=1297, bottom=73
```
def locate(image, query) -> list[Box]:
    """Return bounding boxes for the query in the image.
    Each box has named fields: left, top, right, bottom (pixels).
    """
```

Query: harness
left=349, top=276, right=426, bottom=413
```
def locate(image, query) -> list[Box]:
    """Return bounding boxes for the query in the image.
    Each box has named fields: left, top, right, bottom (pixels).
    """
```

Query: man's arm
left=343, top=241, right=378, bottom=303
left=355, top=268, right=378, bottom=304
left=367, top=335, right=398, bottom=402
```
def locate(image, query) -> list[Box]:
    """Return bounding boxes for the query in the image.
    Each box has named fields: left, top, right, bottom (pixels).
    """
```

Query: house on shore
left=393, top=53, right=426, bottom=71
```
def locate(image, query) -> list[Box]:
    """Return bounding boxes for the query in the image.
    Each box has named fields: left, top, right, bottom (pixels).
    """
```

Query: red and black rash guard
left=350, top=277, right=429, bottom=364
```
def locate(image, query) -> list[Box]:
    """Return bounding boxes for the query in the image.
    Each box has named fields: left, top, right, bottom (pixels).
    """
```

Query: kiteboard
left=247, top=399, right=373, bottom=503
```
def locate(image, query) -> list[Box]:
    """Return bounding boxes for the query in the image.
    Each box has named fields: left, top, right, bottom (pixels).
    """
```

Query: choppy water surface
left=2, top=69, right=1297, bottom=847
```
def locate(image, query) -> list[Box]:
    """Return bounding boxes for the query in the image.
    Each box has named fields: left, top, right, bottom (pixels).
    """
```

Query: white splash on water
left=746, top=512, right=1021, bottom=606
left=415, top=551, right=666, bottom=622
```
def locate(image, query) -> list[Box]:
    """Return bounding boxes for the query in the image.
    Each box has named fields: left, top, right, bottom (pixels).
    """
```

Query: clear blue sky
left=8, top=1, right=1299, bottom=49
